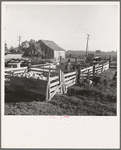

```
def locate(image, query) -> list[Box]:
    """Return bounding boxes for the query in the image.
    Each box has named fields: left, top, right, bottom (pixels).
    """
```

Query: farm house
left=37, top=40, right=65, bottom=59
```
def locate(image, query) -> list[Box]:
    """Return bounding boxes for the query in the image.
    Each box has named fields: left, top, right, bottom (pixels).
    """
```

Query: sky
left=3, top=2, right=119, bottom=51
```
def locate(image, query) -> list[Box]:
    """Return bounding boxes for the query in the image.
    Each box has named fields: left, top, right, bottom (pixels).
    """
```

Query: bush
left=68, top=81, right=116, bottom=103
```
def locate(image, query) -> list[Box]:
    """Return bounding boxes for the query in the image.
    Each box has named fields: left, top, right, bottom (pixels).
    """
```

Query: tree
left=9, top=46, right=16, bottom=53
left=5, top=43, right=8, bottom=51
left=21, top=40, right=29, bottom=48
left=22, top=39, right=43, bottom=58
left=5, top=43, right=9, bottom=55
left=96, top=50, right=101, bottom=53
left=111, top=51, right=115, bottom=53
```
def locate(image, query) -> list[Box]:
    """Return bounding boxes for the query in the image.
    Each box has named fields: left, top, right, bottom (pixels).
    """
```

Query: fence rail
left=5, top=61, right=110, bottom=101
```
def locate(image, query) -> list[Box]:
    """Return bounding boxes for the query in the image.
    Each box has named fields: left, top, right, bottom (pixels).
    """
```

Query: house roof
left=5, top=54, right=23, bottom=62
left=40, top=40, right=65, bottom=51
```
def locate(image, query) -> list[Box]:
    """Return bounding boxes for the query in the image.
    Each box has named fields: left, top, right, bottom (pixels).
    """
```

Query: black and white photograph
left=2, top=1, right=120, bottom=149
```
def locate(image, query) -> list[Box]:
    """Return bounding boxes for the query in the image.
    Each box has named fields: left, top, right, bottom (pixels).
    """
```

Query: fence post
left=87, top=69, right=89, bottom=79
left=108, top=61, right=110, bottom=69
left=102, top=63, right=103, bottom=72
left=80, top=69, right=83, bottom=81
left=76, top=69, right=78, bottom=84
left=60, top=56, right=62, bottom=63
left=61, top=71, right=67, bottom=94
left=109, top=60, right=111, bottom=68
left=75, top=57, right=77, bottom=64
left=27, top=61, right=31, bottom=72
left=109, top=57, right=111, bottom=68
left=76, top=68, right=80, bottom=84
left=42, top=65, right=44, bottom=75
left=93, top=64, right=95, bottom=77
left=49, top=66, right=50, bottom=73
left=46, top=70, right=50, bottom=101
left=60, top=70, right=63, bottom=94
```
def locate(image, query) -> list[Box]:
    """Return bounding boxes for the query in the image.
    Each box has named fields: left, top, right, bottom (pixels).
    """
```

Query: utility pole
left=18, top=35, right=21, bottom=47
left=86, top=34, right=90, bottom=56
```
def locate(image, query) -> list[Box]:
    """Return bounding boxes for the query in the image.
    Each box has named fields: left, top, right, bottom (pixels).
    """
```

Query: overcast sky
left=3, top=2, right=119, bottom=51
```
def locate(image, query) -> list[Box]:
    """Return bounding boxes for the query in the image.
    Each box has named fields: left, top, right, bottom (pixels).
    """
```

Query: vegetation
left=66, top=50, right=117, bottom=60
left=21, top=39, right=42, bottom=58
left=96, top=50, right=101, bottom=53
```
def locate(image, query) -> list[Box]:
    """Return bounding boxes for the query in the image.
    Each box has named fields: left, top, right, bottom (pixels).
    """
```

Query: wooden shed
left=7, top=59, right=23, bottom=68
left=37, top=40, right=65, bottom=59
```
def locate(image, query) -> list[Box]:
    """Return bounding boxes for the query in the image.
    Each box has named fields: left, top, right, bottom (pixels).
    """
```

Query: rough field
left=5, top=68, right=117, bottom=116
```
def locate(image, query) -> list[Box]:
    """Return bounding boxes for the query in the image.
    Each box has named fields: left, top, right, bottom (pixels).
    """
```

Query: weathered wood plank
left=98, top=64, right=103, bottom=67
left=81, top=67, right=93, bottom=73
left=50, top=85, right=59, bottom=93
left=81, top=69, right=93, bottom=74
left=5, top=67, right=27, bottom=72
left=30, top=71, right=43, bottom=75
left=50, top=83, right=62, bottom=94
left=50, top=81, right=60, bottom=87
left=50, top=76, right=59, bottom=82
left=64, top=71, right=76, bottom=77
left=81, top=68, right=87, bottom=72
left=50, top=89, right=60, bottom=97
left=87, top=66, right=93, bottom=70
left=30, top=68, right=49, bottom=73
left=30, top=68, right=45, bottom=71
left=49, top=83, right=63, bottom=101
left=65, top=75, right=76, bottom=82
left=103, top=62, right=109, bottom=65
left=95, top=67, right=102, bottom=71
left=66, top=82, right=76, bottom=88
left=31, top=64, right=46, bottom=68
left=12, top=70, right=25, bottom=74
left=65, top=78, right=76, bottom=86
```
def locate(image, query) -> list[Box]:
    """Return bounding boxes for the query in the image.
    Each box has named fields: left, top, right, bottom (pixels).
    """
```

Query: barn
left=37, top=40, right=65, bottom=59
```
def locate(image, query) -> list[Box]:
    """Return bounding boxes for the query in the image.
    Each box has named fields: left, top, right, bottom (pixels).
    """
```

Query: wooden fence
left=80, top=61, right=109, bottom=79
left=5, top=63, right=57, bottom=77
left=45, top=70, right=76, bottom=101
left=45, top=61, right=109, bottom=101
left=5, top=61, right=110, bottom=101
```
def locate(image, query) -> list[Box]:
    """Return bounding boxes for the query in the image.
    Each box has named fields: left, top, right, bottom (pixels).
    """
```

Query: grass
left=5, top=68, right=117, bottom=116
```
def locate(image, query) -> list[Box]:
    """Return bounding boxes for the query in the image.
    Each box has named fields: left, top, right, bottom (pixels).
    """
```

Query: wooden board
left=65, top=75, right=76, bottom=82
left=65, top=78, right=76, bottom=86
left=66, top=82, right=76, bottom=88
left=64, top=71, right=76, bottom=77
left=9, top=76, right=47, bottom=96
left=50, top=85, right=59, bottom=93
left=50, top=76, right=59, bottom=82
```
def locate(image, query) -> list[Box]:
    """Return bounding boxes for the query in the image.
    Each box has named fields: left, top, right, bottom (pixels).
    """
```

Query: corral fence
left=5, top=63, right=57, bottom=77
left=5, top=61, right=109, bottom=101
left=80, top=61, right=109, bottom=79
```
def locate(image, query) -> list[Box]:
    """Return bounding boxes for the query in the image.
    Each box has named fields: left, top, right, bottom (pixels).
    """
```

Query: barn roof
left=40, top=40, right=65, bottom=51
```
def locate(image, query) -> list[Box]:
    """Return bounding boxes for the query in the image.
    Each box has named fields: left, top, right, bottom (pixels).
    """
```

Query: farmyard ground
left=5, top=68, right=117, bottom=116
